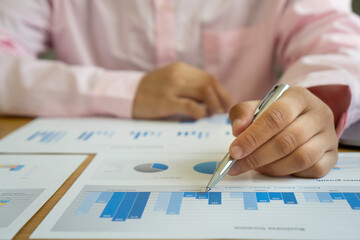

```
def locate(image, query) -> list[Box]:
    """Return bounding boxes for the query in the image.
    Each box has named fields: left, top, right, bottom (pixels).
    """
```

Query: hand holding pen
left=206, top=84, right=339, bottom=191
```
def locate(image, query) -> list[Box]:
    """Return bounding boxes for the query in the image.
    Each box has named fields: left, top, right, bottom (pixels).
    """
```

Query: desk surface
left=0, top=117, right=359, bottom=240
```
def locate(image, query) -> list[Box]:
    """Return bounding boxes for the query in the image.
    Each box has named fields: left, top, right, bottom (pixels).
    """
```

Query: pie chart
left=134, top=163, right=168, bottom=173
left=193, top=162, right=219, bottom=174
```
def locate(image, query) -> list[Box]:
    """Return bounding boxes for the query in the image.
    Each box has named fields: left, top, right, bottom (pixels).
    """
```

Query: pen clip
left=253, top=85, right=279, bottom=119
left=253, top=84, right=289, bottom=121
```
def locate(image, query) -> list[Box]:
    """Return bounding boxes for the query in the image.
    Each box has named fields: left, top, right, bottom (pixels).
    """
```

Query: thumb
left=229, top=100, right=260, bottom=136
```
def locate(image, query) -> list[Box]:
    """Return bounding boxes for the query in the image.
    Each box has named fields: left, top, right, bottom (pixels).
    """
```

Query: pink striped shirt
left=0, top=0, right=359, bottom=134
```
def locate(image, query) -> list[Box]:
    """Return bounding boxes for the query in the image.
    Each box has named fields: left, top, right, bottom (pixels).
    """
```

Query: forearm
left=0, top=54, right=144, bottom=118
left=277, top=0, right=360, bottom=133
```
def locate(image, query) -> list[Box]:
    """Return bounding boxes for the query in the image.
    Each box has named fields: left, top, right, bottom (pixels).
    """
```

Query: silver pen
left=205, top=83, right=290, bottom=192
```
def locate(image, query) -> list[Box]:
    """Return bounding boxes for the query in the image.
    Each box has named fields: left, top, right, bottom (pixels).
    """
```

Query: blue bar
left=316, top=193, right=333, bottom=203
left=269, top=192, right=282, bottom=200
left=330, top=192, right=345, bottom=200
left=84, top=131, right=94, bottom=141
left=78, top=131, right=87, bottom=140
left=143, top=131, right=148, bottom=137
left=100, top=192, right=125, bottom=218
left=226, top=131, right=230, bottom=135
left=177, top=131, right=181, bottom=136
left=343, top=193, right=360, bottom=210
left=112, top=192, right=138, bottom=221
left=243, top=192, right=258, bottom=210
left=27, top=131, right=40, bottom=141
left=45, top=131, right=60, bottom=143
left=184, top=192, right=196, bottom=197
left=282, top=192, right=298, bottom=204
left=356, top=193, right=360, bottom=200
left=75, top=192, right=101, bottom=215
left=184, top=131, right=189, bottom=136
left=153, top=192, right=171, bottom=211
left=303, top=192, right=319, bottom=202
left=256, top=192, right=270, bottom=203
left=208, top=192, right=221, bottom=205
left=96, top=192, right=113, bottom=203
left=134, top=132, right=141, bottom=139
left=54, top=132, right=66, bottom=142
left=10, top=165, right=24, bottom=171
left=227, top=117, right=230, bottom=125
left=198, top=132, right=202, bottom=139
left=128, top=192, right=150, bottom=219
left=40, top=131, right=54, bottom=142
left=205, top=132, right=210, bottom=138
left=192, top=131, right=196, bottom=135
left=196, top=192, right=209, bottom=199
left=230, top=192, right=243, bottom=198
left=39, top=132, right=47, bottom=139
left=166, top=192, right=183, bottom=215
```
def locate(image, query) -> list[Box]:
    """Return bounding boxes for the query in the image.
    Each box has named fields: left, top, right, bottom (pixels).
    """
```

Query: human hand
left=133, top=62, right=231, bottom=119
left=228, top=87, right=338, bottom=178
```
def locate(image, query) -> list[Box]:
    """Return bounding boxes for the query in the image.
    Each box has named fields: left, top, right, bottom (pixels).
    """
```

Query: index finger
left=229, top=90, right=307, bottom=160
left=207, top=75, right=232, bottom=111
left=186, top=65, right=232, bottom=111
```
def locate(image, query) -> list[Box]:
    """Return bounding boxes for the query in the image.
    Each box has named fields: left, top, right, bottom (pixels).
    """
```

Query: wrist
left=307, top=84, right=351, bottom=126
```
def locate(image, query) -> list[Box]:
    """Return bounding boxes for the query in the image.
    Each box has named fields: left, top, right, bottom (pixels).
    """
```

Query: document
left=0, top=115, right=233, bottom=154
left=0, top=154, right=86, bottom=240
left=32, top=152, right=360, bottom=239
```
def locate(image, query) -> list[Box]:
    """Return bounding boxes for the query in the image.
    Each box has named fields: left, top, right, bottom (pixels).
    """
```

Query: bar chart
left=0, top=164, right=24, bottom=171
left=177, top=130, right=209, bottom=139
left=78, top=131, right=115, bottom=141
left=27, top=131, right=67, bottom=143
left=129, top=130, right=227, bottom=140
left=1, top=117, right=235, bottom=153
left=0, top=199, right=9, bottom=206
left=25, top=129, right=230, bottom=143
left=0, top=155, right=86, bottom=240
left=33, top=152, right=360, bottom=239
left=73, top=190, right=360, bottom=222
left=130, top=131, right=161, bottom=140
left=333, top=157, right=360, bottom=170
left=52, top=184, right=360, bottom=236
left=0, top=159, right=46, bottom=184
left=0, top=189, right=44, bottom=228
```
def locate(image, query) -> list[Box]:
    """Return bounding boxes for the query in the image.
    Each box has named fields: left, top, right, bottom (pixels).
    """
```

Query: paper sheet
left=0, top=154, right=86, bottom=240
left=31, top=152, right=360, bottom=239
left=0, top=115, right=233, bottom=154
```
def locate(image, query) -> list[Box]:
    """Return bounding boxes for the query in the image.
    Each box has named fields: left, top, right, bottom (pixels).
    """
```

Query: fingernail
left=228, top=164, right=241, bottom=176
left=230, top=145, right=243, bottom=159
left=232, top=119, right=242, bottom=135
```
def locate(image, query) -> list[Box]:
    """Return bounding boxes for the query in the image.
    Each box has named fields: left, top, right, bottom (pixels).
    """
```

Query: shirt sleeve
left=0, top=0, right=143, bottom=118
left=276, top=0, right=360, bottom=135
